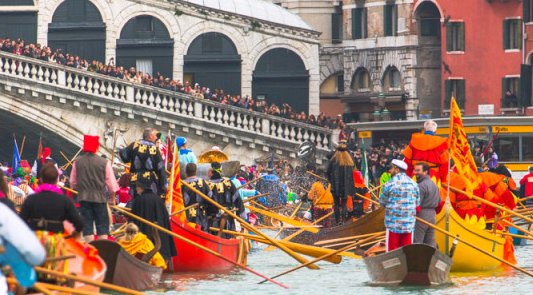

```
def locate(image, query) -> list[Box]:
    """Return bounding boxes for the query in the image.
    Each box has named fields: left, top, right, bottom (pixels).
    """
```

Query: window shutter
left=446, top=23, right=453, bottom=52
left=458, top=22, right=465, bottom=51
left=445, top=80, right=452, bottom=107
left=332, top=13, right=341, bottom=42
left=458, top=80, right=466, bottom=108
left=520, top=64, right=533, bottom=107
left=524, top=0, right=531, bottom=23
left=394, top=5, right=398, bottom=36
left=352, top=9, right=362, bottom=39
left=384, top=5, right=392, bottom=36
left=503, top=19, right=510, bottom=49
left=363, top=8, right=368, bottom=38
left=516, top=20, right=523, bottom=49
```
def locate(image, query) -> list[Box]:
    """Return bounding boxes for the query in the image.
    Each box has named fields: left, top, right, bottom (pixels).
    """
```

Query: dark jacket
left=20, top=191, right=84, bottom=233
left=326, top=161, right=355, bottom=199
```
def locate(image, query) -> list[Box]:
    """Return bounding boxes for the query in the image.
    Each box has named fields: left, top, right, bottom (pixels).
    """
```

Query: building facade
left=0, top=0, right=322, bottom=114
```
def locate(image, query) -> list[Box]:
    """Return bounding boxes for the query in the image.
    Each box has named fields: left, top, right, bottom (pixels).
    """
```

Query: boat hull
left=171, top=217, right=241, bottom=272
left=283, top=208, right=385, bottom=247
left=90, top=240, right=163, bottom=291
left=435, top=207, right=505, bottom=272
left=364, top=244, right=452, bottom=286
left=64, top=237, right=106, bottom=293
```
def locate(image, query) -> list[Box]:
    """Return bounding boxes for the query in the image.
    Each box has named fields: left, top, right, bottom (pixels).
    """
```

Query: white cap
left=423, top=120, right=438, bottom=133
left=211, top=146, right=222, bottom=152
left=391, top=159, right=408, bottom=171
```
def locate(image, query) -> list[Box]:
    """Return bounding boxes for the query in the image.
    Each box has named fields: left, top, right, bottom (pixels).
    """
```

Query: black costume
left=208, top=163, right=244, bottom=238
left=119, top=139, right=167, bottom=195
left=326, top=157, right=355, bottom=224
left=183, top=177, right=217, bottom=231
left=19, top=190, right=84, bottom=233
left=132, top=172, right=177, bottom=260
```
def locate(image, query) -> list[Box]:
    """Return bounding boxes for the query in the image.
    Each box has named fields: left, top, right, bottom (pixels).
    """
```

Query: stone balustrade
left=0, top=51, right=332, bottom=153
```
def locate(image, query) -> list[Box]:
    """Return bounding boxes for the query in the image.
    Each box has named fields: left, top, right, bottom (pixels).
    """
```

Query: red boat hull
left=170, top=217, right=240, bottom=272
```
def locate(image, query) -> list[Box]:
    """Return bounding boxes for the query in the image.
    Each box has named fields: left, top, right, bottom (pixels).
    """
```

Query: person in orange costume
left=403, top=120, right=449, bottom=183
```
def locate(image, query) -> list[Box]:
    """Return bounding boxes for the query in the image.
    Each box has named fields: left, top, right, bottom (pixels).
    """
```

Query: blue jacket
left=379, top=173, right=420, bottom=233
left=179, top=148, right=197, bottom=164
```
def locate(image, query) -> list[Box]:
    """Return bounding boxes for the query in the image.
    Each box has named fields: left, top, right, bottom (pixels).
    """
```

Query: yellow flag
left=166, top=144, right=186, bottom=222
left=448, top=97, right=481, bottom=195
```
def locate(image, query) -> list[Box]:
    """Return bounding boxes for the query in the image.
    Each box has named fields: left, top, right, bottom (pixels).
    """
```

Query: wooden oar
left=59, top=184, right=78, bottom=195
left=245, top=205, right=319, bottom=234
left=180, top=179, right=319, bottom=270
left=209, top=227, right=349, bottom=263
left=518, top=195, right=533, bottom=203
left=44, top=254, right=77, bottom=263
left=444, top=184, right=533, bottom=224
left=281, top=211, right=334, bottom=243
left=356, top=192, right=533, bottom=278
left=264, top=202, right=304, bottom=251
left=306, top=171, right=328, bottom=182
left=171, top=203, right=198, bottom=216
left=35, top=266, right=145, bottom=295
left=36, top=282, right=104, bottom=295
left=60, top=150, right=74, bottom=168
left=111, top=205, right=289, bottom=288
left=498, top=231, right=533, bottom=241
left=314, top=231, right=386, bottom=246
left=33, top=283, right=54, bottom=295
left=243, top=192, right=271, bottom=204
left=237, top=176, right=262, bottom=190
left=62, top=147, right=83, bottom=170
left=501, top=219, right=533, bottom=238
left=258, top=232, right=383, bottom=284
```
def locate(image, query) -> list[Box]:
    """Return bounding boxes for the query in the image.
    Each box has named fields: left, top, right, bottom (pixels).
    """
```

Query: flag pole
left=445, top=98, right=455, bottom=255
left=167, top=143, right=177, bottom=214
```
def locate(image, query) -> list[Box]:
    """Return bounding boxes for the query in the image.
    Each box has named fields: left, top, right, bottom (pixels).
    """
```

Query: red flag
left=37, top=138, right=43, bottom=160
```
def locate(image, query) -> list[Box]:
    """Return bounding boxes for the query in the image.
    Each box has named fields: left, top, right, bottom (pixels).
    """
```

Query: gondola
left=90, top=239, right=163, bottom=291
left=170, top=216, right=247, bottom=272
left=283, top=208, right=385, bottom=247
left=363, top=244, right=452, bottom=286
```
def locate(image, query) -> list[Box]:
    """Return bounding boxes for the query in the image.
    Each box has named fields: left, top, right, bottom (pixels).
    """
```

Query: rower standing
left=413, top=163, right=440, bottom=247
left=379, top=159, right=420, bottom=252
left=182, top=163, right=216, bottom=231
left=326, top=140, right=355, bottom=224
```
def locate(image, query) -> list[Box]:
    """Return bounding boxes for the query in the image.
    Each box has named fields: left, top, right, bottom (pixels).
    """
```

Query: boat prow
left=90, top=240, right=163, bottom=291
left=435, top=206, right=506, bottom=272
left=364, top=244, right=452, bottom=286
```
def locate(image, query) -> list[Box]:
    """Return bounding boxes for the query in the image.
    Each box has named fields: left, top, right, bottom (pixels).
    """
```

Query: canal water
left=157, top=237, right=532, bottom=295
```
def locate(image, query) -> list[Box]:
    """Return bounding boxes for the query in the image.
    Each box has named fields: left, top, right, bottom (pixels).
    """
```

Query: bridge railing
left=0, top=51, right=332, bottom=150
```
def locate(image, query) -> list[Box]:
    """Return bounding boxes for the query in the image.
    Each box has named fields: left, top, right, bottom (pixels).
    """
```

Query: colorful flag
left=166, top=144, right=186, bottom=222
left=12, top=139, right=20, bottom=173
left=448, top=97, right=481, bottom=195
left=360, top=140, right=369, bottom=187
left=37, top=137, right=43, bottom=160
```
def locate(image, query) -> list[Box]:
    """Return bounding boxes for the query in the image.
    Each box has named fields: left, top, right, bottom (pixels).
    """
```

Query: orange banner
left=448, top=97, right=481, bottom=195
left=166, top=145, right=186, bottom=222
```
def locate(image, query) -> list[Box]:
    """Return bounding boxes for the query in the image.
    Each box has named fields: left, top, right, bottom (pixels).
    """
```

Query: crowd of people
left=0, top=37, right=342, bottom=128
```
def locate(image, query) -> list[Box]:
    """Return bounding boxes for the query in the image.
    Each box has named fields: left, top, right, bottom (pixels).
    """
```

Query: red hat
left=83, top=135, right=100, bottom=153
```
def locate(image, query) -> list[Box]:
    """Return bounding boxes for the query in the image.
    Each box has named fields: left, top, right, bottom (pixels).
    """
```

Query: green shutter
left=458, top=22, right=465, bottom=51
left=503, top=19, right=510, bottom=49
left=384, top=5, right=392, bottom=36
left=524, top=0, right=531, bottom=23
left=458, top=80, right=466, bottom=108
left=332, top=13, right=341, bottom=42
left=363, top=8, right=368, bottom=38
left=446, top=23, right=453, bottom=52
left=394, top=5, right=398, bottom=37
left=352, top=8, right=362, bottom=39
left=445, top=79, right=452, bottom=107
left=516, top=20, right=523, bottom=49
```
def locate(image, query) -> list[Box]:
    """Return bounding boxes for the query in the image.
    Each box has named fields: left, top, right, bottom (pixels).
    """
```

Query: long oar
left=502, top=219, right=533, bottom=238
left=444, top=184, right=533, bottom=224
left=355, top=192, right=533, bottom=278
left=180, top=180, right=319, bottom=269
left=36, top=282, right=104, bottom=295
left=237, top=176, right=263, bottom=190
left=245, top=205, right=319, bottom=234
left=209, top=227, right=348, bottom=263
left=264, top=202, right=304, bottom=251
left=171, top=203, right=198, bottom=216
left=243, top=192, right=271, bottom=204
left=281, top=211, right=334, bottom=243
left=314, top=231, right=386, bottom=246
left=62, top=147, right=83, bottom=170
left=258, top=232, right=383, bottom=284
left=518, top=195, right=533, bottom=203
left=35, top=266, right=145, bottom=295
left=112, top=205, right=288, bottom=288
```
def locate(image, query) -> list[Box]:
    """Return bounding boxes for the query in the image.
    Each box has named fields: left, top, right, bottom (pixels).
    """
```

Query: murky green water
left=154, top=237, right=532, bottom=295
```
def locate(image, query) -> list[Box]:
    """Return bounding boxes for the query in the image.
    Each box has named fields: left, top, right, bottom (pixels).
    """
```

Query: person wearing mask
left=326, top=140, right=355, bottom=224
left=379, top=159, right=420, bottom=252
left=413, top=163, right=441, bottom=247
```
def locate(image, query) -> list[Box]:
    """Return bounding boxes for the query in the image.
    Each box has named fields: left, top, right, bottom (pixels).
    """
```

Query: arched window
left=383, top=66, right=402, bottom=91
left=351, top=68, right=371, bottom=92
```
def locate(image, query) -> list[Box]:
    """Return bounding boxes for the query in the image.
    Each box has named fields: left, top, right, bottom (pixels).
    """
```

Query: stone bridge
left=0, top=51, right=332, bottom=165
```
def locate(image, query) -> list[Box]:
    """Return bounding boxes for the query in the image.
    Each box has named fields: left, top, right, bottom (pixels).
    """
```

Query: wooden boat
left=282, top=208, right=385, bottom=247
left=170, top=216, right=247, bottom=272
left=435, top=206, right=506, bottom=272
left=90, top=240, right=163, bottom=291
left=364, top=244, right=452, bottom=286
